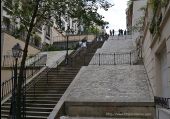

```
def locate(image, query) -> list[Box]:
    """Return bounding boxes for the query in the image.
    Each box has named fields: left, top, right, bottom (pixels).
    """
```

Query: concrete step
left=1, top=114, right=48, bottom=119
left=2, top=102, right=56, bottom=108
left=37, top=80, right=73, bottom=83
left=29, top=85, right=69, bottom=88
left=26, top=90, right=65, bottom=94
left=7, top=99, right=59, bottom=104
left=1, top=110, right=50, bottom=116
left=37, top=82, right=71, bottom=85
left=40, top=74, right=77, bottom=77
left=28, top=86, right=68, bottom=90
left=26, top=93, right=63, bottom=97
left=1, top=106, right=53, bottom=112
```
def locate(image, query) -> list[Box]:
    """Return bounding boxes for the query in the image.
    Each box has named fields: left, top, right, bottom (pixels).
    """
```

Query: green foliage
left=86, top=25, right=100, bottom=34
left=34, top=34, right=41, bottom=47
left=150, top=0, right=169, bottom=13
left=4, top=0, right=113, bottom=33
left=43, top=45, right=63, bottom=51
left=3, top=17, right=10, bottom=26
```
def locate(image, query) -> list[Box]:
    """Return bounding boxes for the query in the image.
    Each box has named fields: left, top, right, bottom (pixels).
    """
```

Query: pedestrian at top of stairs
left=112, top=29, right=114, bottom=36
left=110, top=30, right=112, bottom=36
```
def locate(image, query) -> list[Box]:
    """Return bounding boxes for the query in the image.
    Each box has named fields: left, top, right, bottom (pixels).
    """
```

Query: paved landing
left=97, top=36, right=135, bottom=53
left=65, top=65, right=153, bottom=103
left=60, top=117, right=147, bottom=119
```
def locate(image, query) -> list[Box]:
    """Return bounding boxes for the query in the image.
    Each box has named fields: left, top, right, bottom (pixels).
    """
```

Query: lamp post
left=10, top=43, right=22, bottom=119
left=65, top=25, right=70, bottom=65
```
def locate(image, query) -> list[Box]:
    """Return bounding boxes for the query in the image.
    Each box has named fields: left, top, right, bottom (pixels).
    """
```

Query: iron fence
left=26, top=54, right=66, bottom=97
left=1, top=53, right=47, bottom=67
left=73, top=50, right=139, bottom=66
left=154, top=96, right=170, bottom=109
left=1, top=65, right=43, bottom=101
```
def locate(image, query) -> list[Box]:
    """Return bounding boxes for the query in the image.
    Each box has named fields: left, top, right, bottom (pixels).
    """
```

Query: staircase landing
left=64, top=65, right=154, bottom=118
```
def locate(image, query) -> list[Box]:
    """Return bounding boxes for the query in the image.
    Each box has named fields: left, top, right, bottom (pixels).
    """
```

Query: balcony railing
left=154, top=96, right=170, bottom=109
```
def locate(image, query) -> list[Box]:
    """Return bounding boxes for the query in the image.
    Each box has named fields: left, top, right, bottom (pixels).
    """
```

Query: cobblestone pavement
left=60, top=116, right=146, bottom=119
left=66, top=36, right=153, bottom=103
left=66, top=65, right=153, bottom=102
left=45, top=50, right=73, bottom=67
left=89, top=36, right=138, bottom=65
left=97, top=35, right=135, bottom=54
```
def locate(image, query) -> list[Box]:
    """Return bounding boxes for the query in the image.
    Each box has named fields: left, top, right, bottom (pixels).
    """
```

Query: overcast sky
left=97, top=0, right=129, bottom=34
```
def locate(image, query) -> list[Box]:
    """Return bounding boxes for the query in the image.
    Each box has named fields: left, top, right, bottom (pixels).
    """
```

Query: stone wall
left=1, top=33, right=40, bottom=83
left=142, top=2, right=170, bottom=97
left=2, top=33, right=40, bottom=56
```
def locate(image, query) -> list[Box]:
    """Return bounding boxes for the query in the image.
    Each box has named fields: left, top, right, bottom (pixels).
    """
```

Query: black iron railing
left=1, top=77, right=13, bottom=101
left=1, top=53, right=47, bottom=67
left=154, top=96, right=170, bottom=109
left=1, top=65, right=43, bottom=101
left=76, top=50, right=139, bottom=66
left=46, top=55, right=66, bottom=84
left=27, top=55, right=66, bottom=97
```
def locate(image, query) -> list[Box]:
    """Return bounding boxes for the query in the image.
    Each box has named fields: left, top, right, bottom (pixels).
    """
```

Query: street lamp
left=10, top=43, right=22, bottom=119
left=65, top=25, right=70, bottom=65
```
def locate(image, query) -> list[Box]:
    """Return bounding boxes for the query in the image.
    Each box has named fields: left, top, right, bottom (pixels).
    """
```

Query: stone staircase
left=1, top=67, right=80, bottom=119
left=1, top=39, right=105, bottom=119
left=58, top=36, right=155, bottom=119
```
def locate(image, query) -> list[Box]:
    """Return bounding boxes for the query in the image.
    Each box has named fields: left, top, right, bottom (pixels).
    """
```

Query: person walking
left=110, top=30, right=112, bottom=36
left=124, top=30, right=126, bottom=35
left=121, top=29, right=124, bottom=35
left=118, top=29, right=121, bottom=36
left=112, top=29, right=114, bottom=36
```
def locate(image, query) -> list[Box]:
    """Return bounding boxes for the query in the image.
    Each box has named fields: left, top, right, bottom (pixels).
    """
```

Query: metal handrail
left=82, top=49, right=139, bottom=66
left=1, top=53, right=46, bottom=101
left=1, top=77, right=13, bottom=101
left=26, top=54, right=66, bottom=97
left=1, top=52, right=46, bottom=67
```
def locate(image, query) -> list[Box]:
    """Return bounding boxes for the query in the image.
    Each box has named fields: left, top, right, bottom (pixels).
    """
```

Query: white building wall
left=132, top=0, right=147, bottom=42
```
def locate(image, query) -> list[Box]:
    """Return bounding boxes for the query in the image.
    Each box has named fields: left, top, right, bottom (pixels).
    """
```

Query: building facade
left=127, top=0, right=170, bottom=118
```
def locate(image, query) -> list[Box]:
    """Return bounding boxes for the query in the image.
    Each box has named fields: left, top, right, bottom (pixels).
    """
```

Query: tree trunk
left=16, top=0, right=40, bottom=118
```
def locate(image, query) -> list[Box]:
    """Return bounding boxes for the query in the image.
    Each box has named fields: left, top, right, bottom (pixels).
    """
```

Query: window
left=46, top=26, right=50, bottom=37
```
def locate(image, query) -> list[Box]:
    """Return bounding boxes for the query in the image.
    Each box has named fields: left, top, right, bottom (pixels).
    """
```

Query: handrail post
left=84, top=55, right=86, bottom=66
left=99, top=53, right=100, bottom=66
left=2, top=82, right=4, bottom=100
left=46, top=69, right=48, bottom=84
left=114, top=53, right=116, bottom=65
left=34, top=84, right=35, bottom=97
left=130, top=52, right=132, bottom=65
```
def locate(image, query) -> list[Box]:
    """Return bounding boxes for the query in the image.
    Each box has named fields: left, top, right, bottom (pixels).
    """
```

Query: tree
left=3, top=0, right=113, bottom=118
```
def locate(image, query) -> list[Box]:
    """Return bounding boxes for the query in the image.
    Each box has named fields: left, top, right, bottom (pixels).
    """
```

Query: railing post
left=71, top=57, right=73, bottom=67
left=34, top=84, right=35, bottom=97
left=130, top=52, right=132, bottom=65
left=84, top=55, right=86, bottom=66
left=3, top=55, right=6, bottom=67
left=114, top=53, right=116, bottom=65
left=1, top=82, right=4, bottom=100
left=46, top=70, right=48, bottom=84
left=99, top=53, right=100, bottom=66
left=31, top=66, right=33, bottom=76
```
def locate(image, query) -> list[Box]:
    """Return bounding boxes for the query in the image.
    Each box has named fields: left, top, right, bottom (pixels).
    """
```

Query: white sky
left=97, top=0, right=129, bottom=34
